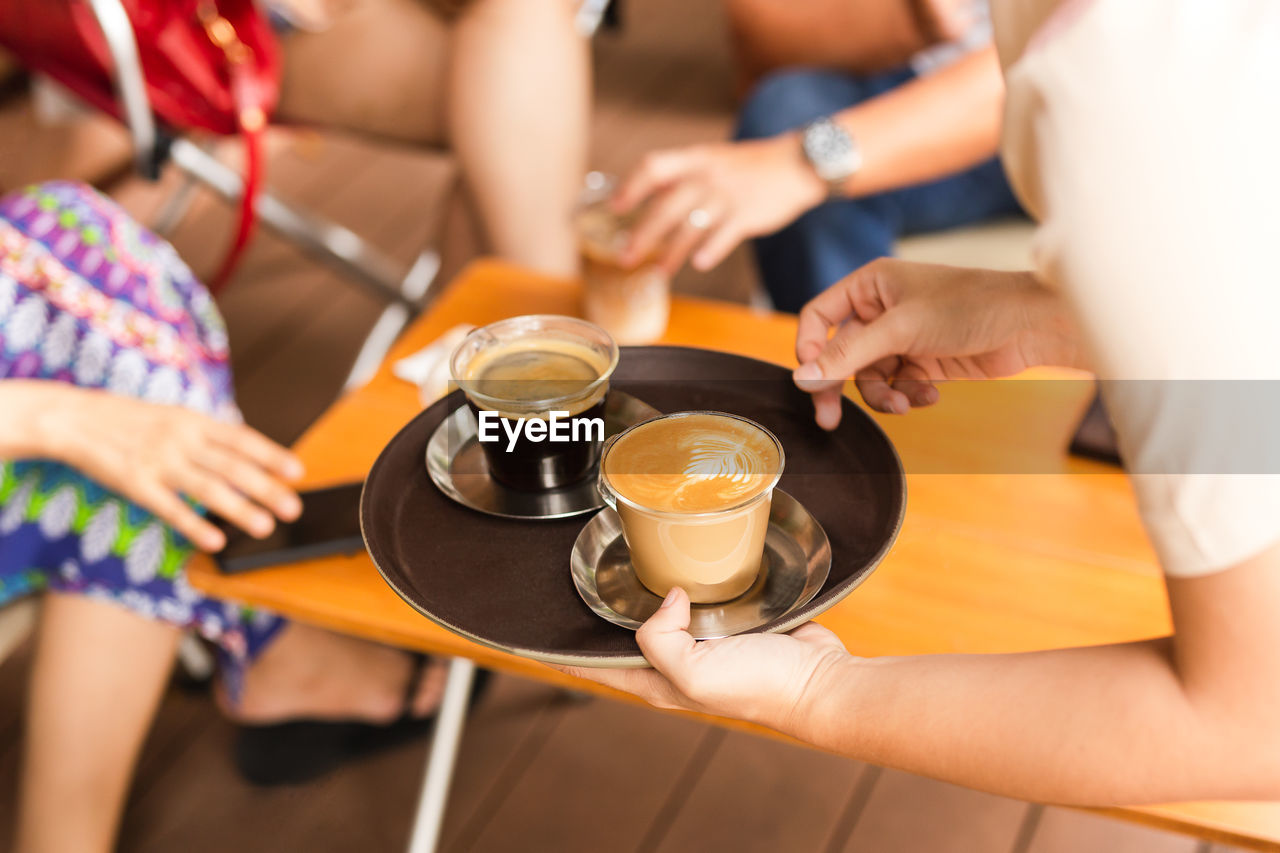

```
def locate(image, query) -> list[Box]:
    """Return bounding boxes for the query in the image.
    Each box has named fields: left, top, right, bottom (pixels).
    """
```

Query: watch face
left=803, top=119, right=860, bottom=184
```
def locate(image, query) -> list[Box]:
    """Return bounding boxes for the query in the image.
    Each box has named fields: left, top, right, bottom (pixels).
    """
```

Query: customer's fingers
left=624, top=182, right=704, bottom=267
left=196, top=444, right=302, bottom=521
left=132, top=480, right=225, bottom=551
left=613, top=149, right=698, bottom=214
left=210, top=421, right=304, bottom=481
left=661, top=198, right=728, bottom=274
left=690, top=219, right=744, bottom=272
left=171, top=466, right=275, bottom=539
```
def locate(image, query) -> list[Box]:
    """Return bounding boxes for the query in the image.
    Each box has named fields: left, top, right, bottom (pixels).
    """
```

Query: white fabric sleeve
left=997, top=0, right=1280, bottom=576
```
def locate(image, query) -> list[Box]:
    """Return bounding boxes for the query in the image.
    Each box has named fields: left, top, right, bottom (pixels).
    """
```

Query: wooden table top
left=189, top=260, right=1280, bottom=850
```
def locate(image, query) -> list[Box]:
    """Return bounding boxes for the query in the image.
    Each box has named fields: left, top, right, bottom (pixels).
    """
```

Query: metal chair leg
left=168, top=138, right=420, bottom=311
left=87, top=0, right=444, bottom=318
left=168, top=136, right=447, bottom=393
left=342, top=248, right=441, bottom=391
left=175, top=632, right=216, bottom=682
left=150, top=170, right=201, bottom=236
left=85, top=0, right=160, bottom=177
left=407, top=657, right=476, bottom=853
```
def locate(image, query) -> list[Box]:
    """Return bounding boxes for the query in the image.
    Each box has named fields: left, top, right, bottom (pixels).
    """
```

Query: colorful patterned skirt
left=0, top=181, right=283, bottom=682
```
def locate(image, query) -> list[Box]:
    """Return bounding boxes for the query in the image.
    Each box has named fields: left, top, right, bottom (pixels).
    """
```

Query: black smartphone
left=210, top=482, right=366, bottom=574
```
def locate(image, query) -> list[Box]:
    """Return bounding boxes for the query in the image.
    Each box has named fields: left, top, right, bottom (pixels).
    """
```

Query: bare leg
left=14, top=593, right=180, bottom=853
left=723, top=0, right=929, bottom=92
left=218, top=621, right=447, bottom=724
left=276, top=0, right=451, bottom=145
left=448, top=0, right=588, bottom=276
left=277, top=0, right=588, bottom=276
left=722, top=0, right=978, bottom=93
left=13, top=601, right=446, bottom=852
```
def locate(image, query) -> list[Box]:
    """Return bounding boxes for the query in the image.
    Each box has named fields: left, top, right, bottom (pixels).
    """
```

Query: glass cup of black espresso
left=450, top=315, right=620, bottom=491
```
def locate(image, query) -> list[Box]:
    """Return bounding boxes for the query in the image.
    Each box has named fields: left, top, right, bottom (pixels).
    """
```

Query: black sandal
left=232, top=655, right=492, bottom=786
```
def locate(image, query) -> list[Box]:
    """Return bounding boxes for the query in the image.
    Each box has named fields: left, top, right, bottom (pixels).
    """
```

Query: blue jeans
left=735, top=68, right=1023, bottom=313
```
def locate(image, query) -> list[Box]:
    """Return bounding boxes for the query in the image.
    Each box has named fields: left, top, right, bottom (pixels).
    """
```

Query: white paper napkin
left=392, top=324, right=475, bottom=406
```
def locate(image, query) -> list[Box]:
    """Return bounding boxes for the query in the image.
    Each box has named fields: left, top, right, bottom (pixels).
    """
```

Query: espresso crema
left=603, top=413, right=781, bottom=513
left=452, top=316, right=618, bottom=492
left=462, top=337, right=609, bottom=417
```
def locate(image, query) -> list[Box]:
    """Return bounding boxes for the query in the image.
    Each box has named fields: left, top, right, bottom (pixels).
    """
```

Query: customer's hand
left=793, top=259, right=1082, bottom=429
left=44, top=389, right=304, bottom=551
left=613, top=136, right=826, bottom=275
left=554, top=588, right=848, bottom=727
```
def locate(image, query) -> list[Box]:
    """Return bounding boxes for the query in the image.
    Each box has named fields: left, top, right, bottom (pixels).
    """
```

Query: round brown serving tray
left=361, top=345, right=906, bottom=667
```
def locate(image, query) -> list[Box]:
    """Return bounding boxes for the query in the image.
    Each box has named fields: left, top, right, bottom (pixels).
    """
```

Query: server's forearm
left=784, top=551, right=1280, bottom=805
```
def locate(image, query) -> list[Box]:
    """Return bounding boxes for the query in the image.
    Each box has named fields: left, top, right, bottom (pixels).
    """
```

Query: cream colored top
left=993, top=0, right=1280, bottom=576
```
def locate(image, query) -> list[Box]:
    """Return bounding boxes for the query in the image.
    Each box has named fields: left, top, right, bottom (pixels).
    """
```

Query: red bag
left=0, top=1, right=282, bottom=289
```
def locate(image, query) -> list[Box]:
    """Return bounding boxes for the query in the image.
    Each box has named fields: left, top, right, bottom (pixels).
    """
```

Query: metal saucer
left=570, top=490, right=832, bottom=639
left=425, top=391, right=660, bottom=520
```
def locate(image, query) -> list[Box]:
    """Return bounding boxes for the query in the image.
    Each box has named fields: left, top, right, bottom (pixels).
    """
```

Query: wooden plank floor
left=0, top=638, right=1234, bottom=853
left=0, top=1, right=1254, bottom=850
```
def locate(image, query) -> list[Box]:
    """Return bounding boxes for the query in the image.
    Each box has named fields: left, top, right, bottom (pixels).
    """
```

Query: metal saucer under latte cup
left=570, top=489, right=831, bottom=638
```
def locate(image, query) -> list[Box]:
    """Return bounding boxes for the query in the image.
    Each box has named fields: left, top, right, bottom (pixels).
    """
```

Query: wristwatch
left=800, top=117, right=862, bottom=196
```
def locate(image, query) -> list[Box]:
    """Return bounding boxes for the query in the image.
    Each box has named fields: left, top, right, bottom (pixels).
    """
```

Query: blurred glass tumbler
left=575, top=171, right=671, bottom=345
left=598, top=411, right=785, bottom=603
left=450, top=315, right=619, bottom=492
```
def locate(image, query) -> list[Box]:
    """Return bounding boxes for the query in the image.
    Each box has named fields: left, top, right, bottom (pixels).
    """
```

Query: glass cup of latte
left=451, top=315, right=619, bottom=492
left=574, top=171, right=671, bottom=346
left=598, top=411, right=785, bottom=604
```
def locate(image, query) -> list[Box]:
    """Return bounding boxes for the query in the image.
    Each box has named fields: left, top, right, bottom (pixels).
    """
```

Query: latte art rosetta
left=603, top=414, right=782, bottom=513
left=683, top=434, right=758, bottom=483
